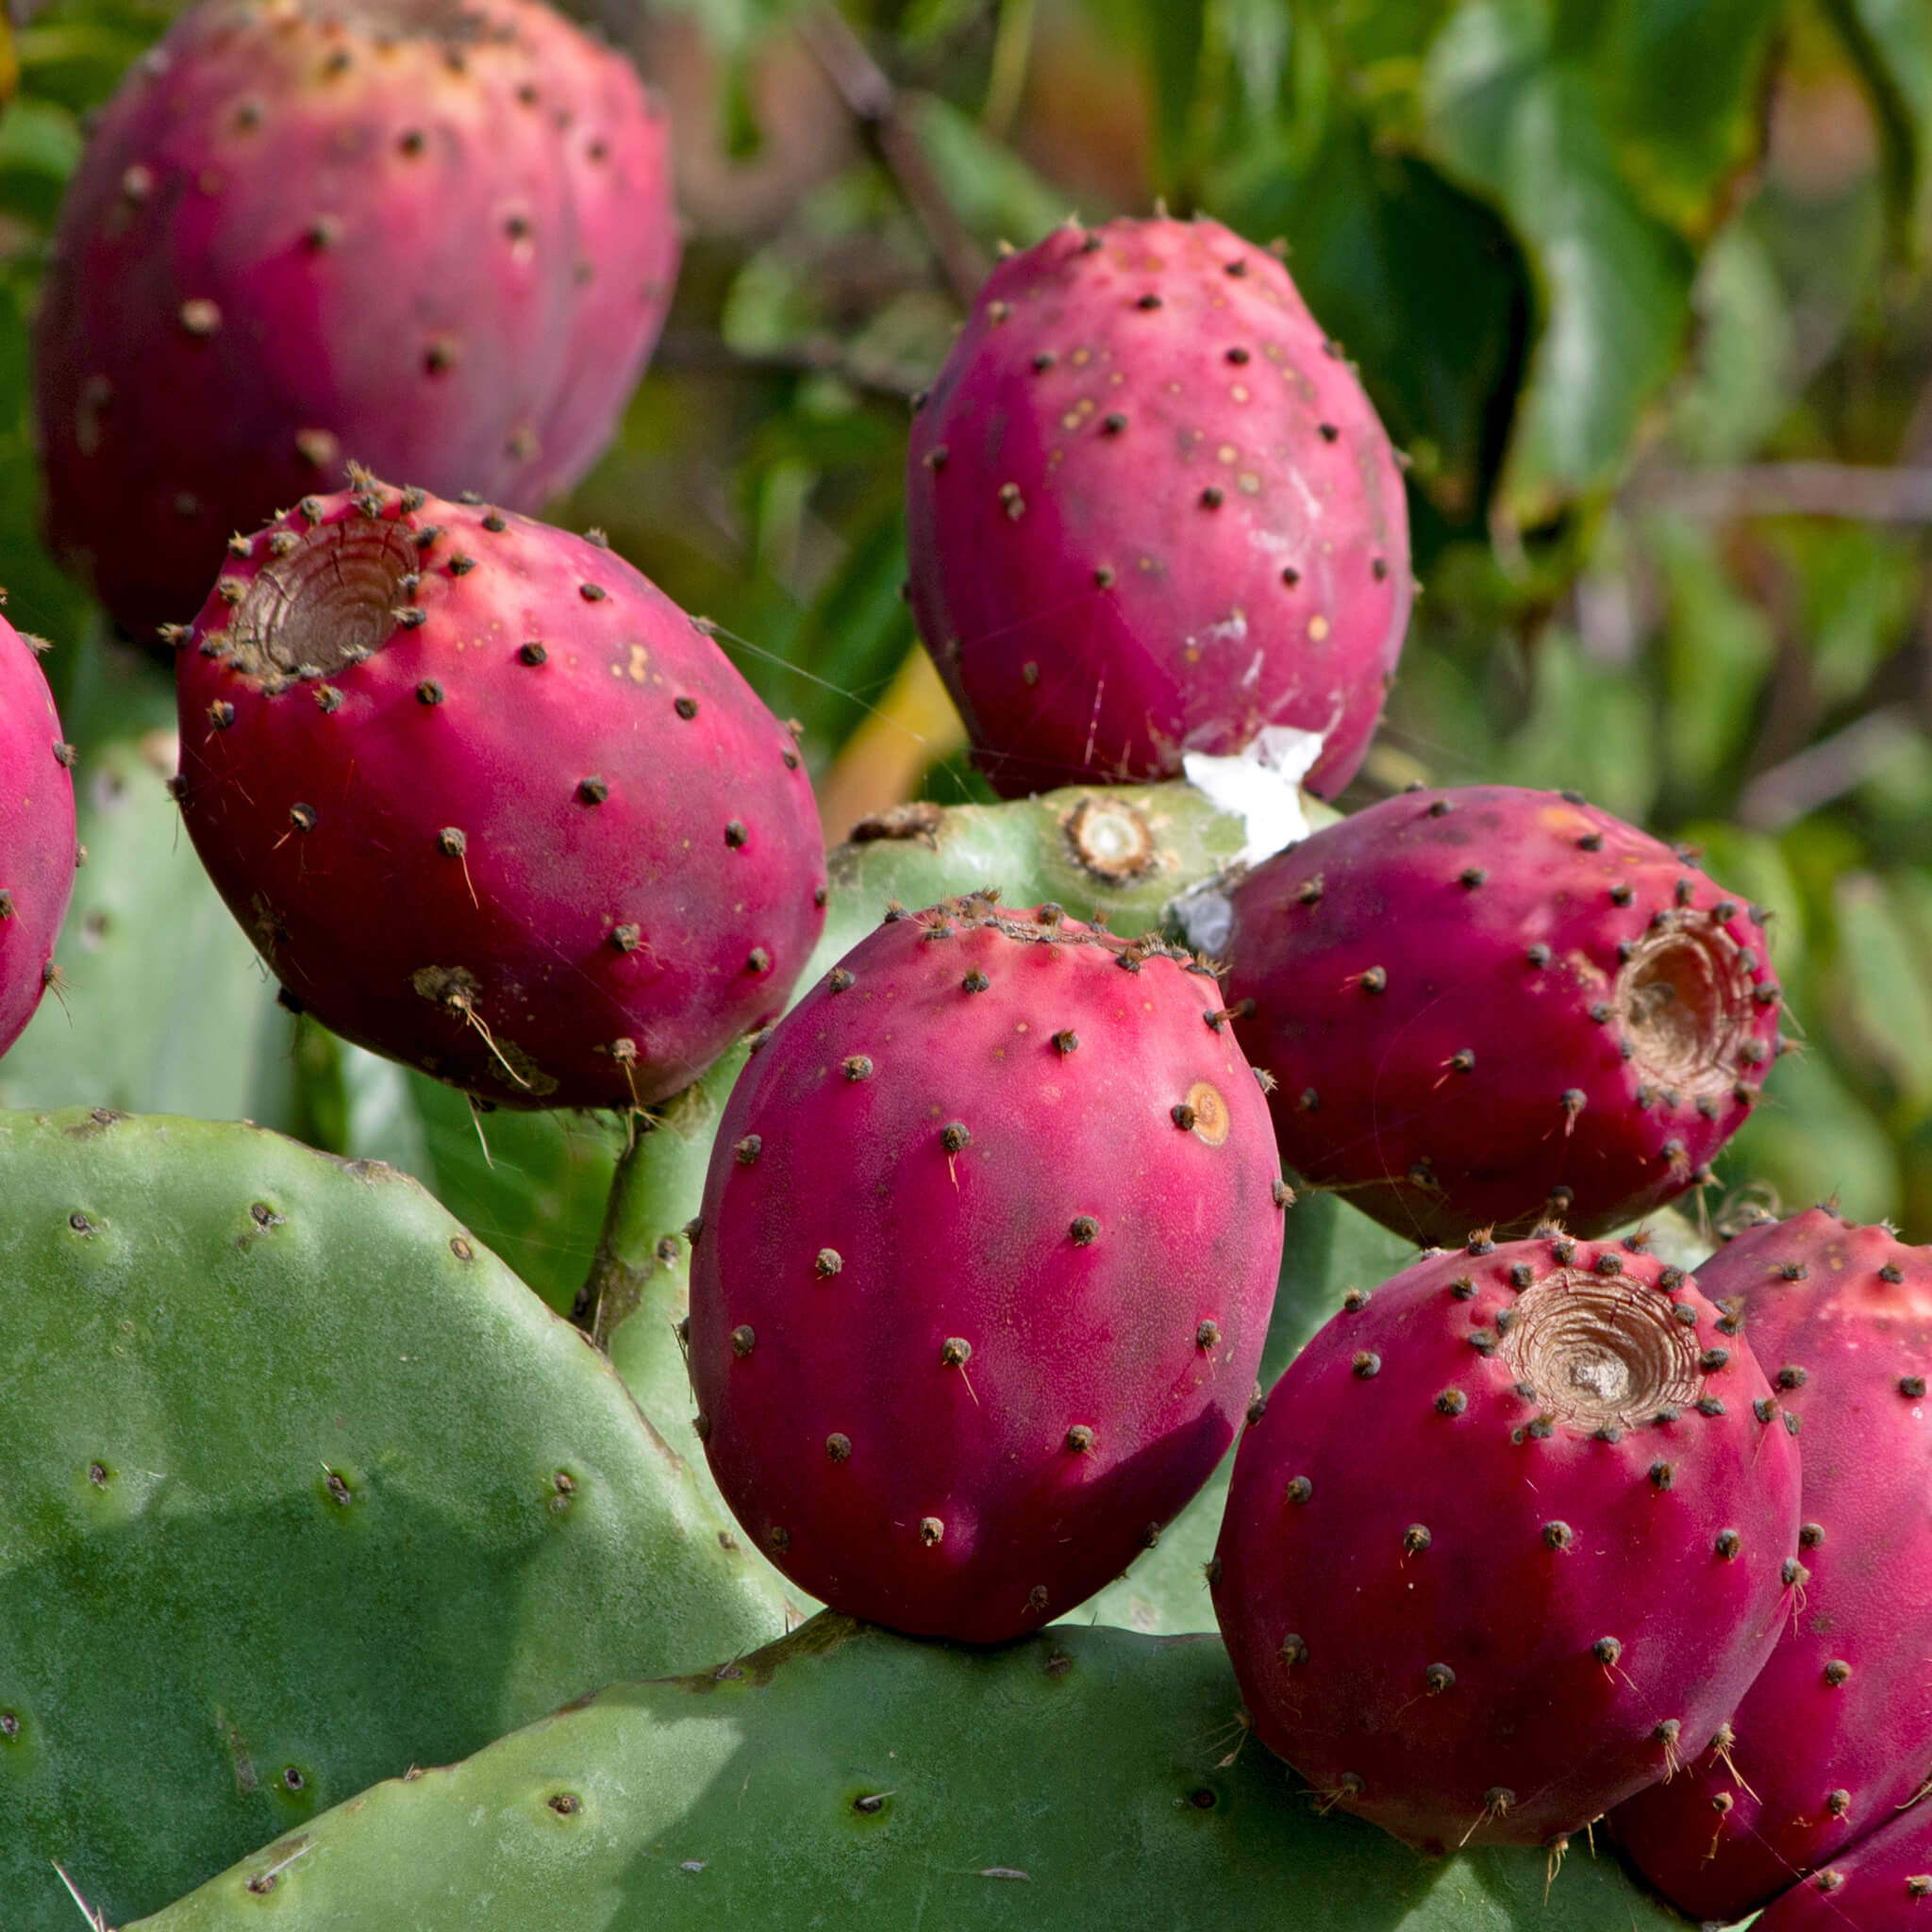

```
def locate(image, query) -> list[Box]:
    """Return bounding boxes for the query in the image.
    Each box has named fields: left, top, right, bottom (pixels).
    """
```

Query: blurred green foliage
left=6, top=0, right=1932, bottom=1251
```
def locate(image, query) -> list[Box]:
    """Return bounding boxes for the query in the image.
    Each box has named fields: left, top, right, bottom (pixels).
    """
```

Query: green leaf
left=0, top=1109, right=790, bottom=1930
left=1827, top=872, right=1932, bottom=1112
left=1649, top=516, right=1776, bottom=798
left=1421, top=0, right=1694, bottom=526
left=1213, top=115, right=1531, bottom=536
left=1590, top=0, right=1784, bottom=235
left=1826, top=0, right=1932, bottom=254
left=134, top=1616, right=1690, bottom=1932
left=1719, top=1043, right=1901, bottom=1224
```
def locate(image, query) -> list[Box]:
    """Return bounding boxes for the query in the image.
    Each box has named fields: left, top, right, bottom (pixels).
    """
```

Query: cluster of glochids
left=10, top=85, right=1924, bottom=1920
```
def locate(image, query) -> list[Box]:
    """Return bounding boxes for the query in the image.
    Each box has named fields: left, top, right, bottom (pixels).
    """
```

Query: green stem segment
left=569, top=1044, right=748, bottom=1344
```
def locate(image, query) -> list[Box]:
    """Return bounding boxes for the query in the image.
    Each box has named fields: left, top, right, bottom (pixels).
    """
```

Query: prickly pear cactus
left=689, top=895, right=1286, bottom=1641
left=906, top=213, right=1411, bottom=800
left=174, top=479, right=826, bottom=1110
left=131, top=1616, right=1690, bottom=1932
left=0, top=1108, right=788, bottom=1930
left=36, top=0, right=678, bottom=641
left=1613, top=1207, right=1932, bottom=1920
left=1214, top=1231, right=1804, bottom=1853
left=1226, top=784, right=1782, bottom=1243
left=0, top=620, right=76, bottom=1058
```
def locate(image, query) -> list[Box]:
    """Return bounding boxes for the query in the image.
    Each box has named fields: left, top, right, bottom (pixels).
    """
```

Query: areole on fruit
left=1497, top=1272, right=1703, bottom=1428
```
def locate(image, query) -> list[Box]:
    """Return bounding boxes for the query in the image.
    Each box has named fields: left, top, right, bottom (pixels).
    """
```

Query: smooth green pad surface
left=0, top=1109, right=789, bottom=1930
left=136, top=1615, right=1692, bottom=1932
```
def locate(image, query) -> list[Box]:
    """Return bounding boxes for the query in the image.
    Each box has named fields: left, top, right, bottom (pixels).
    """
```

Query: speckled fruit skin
left=689, top=895, right=1287, bottom=1643
left=174, top=478, right=824, bottom=1110
left=36, top=0, right=677, bottom=643
left=1613, top=1208, right=1932, bottom=1922
left=1752, top=1798, right=1932, bottom=1929
left=0, top=625, right=76, bottom=1058
left=1212, top=1233, right=1803, bottom=1854
left=905, top=214, right=1410, bottom=801
left=1226, top=784, right=1783, bottom=1246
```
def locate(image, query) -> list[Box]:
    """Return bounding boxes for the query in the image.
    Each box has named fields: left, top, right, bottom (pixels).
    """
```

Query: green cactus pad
left=0, top=1108, right=790, bottom=1930
left=815, top=781, right=1264, bottom=961
left=133, top=1614, right=1690, bottom=1932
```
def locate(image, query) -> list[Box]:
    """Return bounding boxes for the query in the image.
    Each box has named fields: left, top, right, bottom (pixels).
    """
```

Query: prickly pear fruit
left=1212, top=1232, right=1803, bottom=1853
left=174, top=477, right=825, bottom=1110
left=0, top=625, right=76, bottom=1058
left=689, top=893, right=1286, bottom=1642
left=1751, top=1797, right=1932, bottom=1929
left=905, top=214, right=1410, bottom=800
left=1612, top=1208, right=1932, bottom=1921
left=35, top=0, right=677, bottom=642
left=1226, top=784, right=1782, bottom=1244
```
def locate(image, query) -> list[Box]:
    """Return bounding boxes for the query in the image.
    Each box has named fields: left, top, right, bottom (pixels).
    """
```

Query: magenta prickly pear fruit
left=1226, top=784, right=1782, bottom=1245
left=174, top=476, right=825, bottom=1109
left=1613, top=1208, right=1932, bottom=1922
left=905, top=214, right=1410, bottom=800
left=36, top=0, right=677, bottom=642
left=0, top=625, right=77, bottom=1058
left=1212, top=1231, right=1803, bottom=1854
left=688, top=894, right=1286, bottom=1642
left=1752, top=1799, right=1932, bottom=1929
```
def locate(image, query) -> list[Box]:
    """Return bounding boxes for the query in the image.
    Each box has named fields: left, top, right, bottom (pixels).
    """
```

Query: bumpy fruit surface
left=689, top=894, right=1286, bottom=1642
left=1226, top=784, right=1782, bottom=1244
left=36, top=0, right=677, bottom=642
left=906, top=214, right=1410, bottom=800
left=174, top=478, right=824, bottom=1110
left=1613, top=1208, right=1932, bottom=1921
left=1752, top=1799, right=1932, bottom=1929
left=0, top=625, right=76, bottom=1058
left=1212, top=1233, right=1803, bottom=1853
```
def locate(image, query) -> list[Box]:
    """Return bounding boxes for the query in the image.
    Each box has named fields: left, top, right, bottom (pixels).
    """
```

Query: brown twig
left=651, top=326, right=924, bottom=401
left=1633, top=463, right=1932, bottom=523
left=1735, top=705, right=1923, bottom=831
left=796, top=3, right=989, bottom=307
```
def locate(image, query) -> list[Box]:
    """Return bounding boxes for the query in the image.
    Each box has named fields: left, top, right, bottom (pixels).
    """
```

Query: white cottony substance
left=1172, top=724, right=1324, bottom=957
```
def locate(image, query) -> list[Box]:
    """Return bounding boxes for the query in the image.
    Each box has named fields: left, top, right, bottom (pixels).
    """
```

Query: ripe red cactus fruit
left=173, top=478, right=824, bottom=1109
left=36, top=0, right=678, bottom=643
left=1613, top=1207, right=1932, bottom=1921
left=1751, top=1798, right=1932, bottom=1930
left=1225, top=784, right=1784, bottom=1244
left=905, top=214, right=1411, bottom=800
left=1212, top=1233, right=1803, bottom=1854
left=688, top=895, right=1286, bottom=1642
left=0, top=625, right=77, bottom=1058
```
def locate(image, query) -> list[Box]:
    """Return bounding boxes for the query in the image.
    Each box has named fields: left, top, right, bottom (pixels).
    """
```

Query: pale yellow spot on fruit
left=626, top=643, right=650, bottom=682
left=1231, top=385, right=1249, bottom=403
left=1072, top=348, right=1091, bottom=366
left=1061, top=411, right=1081, bottom=431
left=1239, top=473, right=1260, bottom=494
left=1218, top=444, right=1238, bottom=464
left=1308, top=615, right=1330, bottom=641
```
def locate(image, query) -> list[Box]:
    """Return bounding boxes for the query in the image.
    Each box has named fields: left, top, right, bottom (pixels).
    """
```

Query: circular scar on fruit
left=1501, top=1273, right=1703, bottom=1431
left=1615, top=913, right=1758, bottom=1098
left=224, top=516, right=421, bottom=680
